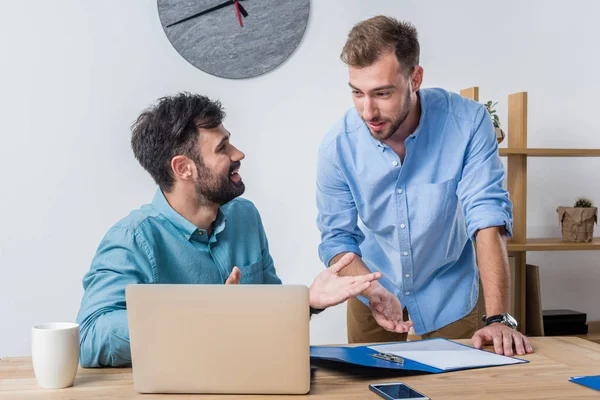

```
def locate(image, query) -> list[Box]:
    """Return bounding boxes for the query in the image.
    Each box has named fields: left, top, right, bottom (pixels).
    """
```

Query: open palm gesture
left=367, top=285, right=414, bottom=333
left=309, top=253, right=382, bottom=310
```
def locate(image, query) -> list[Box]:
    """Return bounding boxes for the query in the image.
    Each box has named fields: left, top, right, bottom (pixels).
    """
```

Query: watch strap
left=310, top=306, right=325, bottom=315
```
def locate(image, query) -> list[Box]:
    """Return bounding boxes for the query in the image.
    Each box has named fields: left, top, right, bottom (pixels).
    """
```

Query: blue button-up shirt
left=76, top=190, right=280, bottom=367
left=316, top=88, right=512, bottom=335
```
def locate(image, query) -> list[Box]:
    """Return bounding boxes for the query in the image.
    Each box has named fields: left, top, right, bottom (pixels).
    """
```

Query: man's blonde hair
left=341, top=16, right=420, bottom=76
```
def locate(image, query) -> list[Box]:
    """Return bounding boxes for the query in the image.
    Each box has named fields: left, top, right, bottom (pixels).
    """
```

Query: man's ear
left=171, top=155, right=194, bottom=181
left=410, top=66, right=424, bottom=92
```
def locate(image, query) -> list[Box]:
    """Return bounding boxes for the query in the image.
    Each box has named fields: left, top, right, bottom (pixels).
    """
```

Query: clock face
left=157, top=0, right=310, bottom=79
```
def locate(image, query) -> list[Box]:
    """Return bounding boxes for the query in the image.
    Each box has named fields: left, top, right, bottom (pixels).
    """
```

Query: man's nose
left=232, top=145, right=245, bottom=161
left=362, top=97, right=378, bottom=120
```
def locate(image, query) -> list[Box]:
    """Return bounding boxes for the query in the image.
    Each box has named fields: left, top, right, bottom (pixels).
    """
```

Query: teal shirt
left=76, top=189, right=281, bottom=367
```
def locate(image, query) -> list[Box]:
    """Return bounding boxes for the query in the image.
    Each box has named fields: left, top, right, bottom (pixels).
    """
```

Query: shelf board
left=499, top=148, right=600, bottom=157
left=508, top=237, right=600, bottom=252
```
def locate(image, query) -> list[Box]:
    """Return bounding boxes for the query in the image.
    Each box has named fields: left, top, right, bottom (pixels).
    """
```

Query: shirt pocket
left=408, top=178, right=458, bottom=228
left=237, top=258, right=264, bottom=284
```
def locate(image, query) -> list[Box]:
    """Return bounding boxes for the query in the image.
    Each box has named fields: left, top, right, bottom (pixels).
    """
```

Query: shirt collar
left=208, top=211, right=226, bottom=244
left=151, top=188, right=227, bottom=242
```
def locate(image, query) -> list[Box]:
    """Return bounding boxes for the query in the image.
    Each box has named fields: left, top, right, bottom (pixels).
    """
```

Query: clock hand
left=236, top=1, right=248, bottom=17
left=166, top=0, right=247, bottom=28
left=234, top=1, right=243, bottom=27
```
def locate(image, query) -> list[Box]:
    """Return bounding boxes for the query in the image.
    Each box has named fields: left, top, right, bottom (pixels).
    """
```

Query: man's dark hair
left=131, top=93, right=225, bottom=191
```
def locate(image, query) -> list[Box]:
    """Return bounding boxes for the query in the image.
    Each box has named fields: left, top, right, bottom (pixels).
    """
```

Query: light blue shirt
left=76, top=190, right=280, bottom=367
left=316, top=88, right=512, bottom=335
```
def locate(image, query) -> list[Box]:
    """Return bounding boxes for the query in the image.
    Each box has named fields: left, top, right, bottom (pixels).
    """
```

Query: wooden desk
left=2, top=337, right=600, bottom=399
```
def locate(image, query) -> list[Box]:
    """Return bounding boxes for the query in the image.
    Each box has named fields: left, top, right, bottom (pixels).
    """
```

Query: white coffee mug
left=31, top=322, right=80, bottom=389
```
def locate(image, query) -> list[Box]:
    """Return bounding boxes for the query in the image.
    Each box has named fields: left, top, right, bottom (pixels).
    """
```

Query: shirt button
left=405, top=291, right=410, bottom=295
left=403, top=252, right=408, bottom=256
left=405, top=274, right=410, bottom=278
left=397, top=188, right=403, bottom=194
left=392, top=161, right=399, bottom=167
left=198, top=231, right=203, bottom=235
left=400, top=224, right=406, bottom=229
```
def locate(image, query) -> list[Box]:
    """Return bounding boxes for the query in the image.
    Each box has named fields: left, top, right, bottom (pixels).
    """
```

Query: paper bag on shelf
left=557, top=206, right=598, bottom=242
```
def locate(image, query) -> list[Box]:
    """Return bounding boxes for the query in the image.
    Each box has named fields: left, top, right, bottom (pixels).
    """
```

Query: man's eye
left=352, top=90, right=362, bottom=96
left=377, top=92, right=390, bottom=97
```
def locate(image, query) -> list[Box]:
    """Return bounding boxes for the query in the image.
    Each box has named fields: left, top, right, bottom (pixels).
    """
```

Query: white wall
left=1, top=0, right=600, bottom=357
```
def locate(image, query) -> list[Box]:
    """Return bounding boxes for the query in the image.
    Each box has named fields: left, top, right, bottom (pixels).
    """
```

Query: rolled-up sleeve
left=316, top=141, right=364, bottom=266
left=457, top=105, right=513, bottom=241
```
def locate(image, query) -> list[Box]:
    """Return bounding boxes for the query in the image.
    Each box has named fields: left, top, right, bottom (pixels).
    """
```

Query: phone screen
left=371, top=383, right=428, bottom=399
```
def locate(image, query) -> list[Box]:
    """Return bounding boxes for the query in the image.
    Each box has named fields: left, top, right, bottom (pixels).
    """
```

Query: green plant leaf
left=574, top=197, right=593, bottom=208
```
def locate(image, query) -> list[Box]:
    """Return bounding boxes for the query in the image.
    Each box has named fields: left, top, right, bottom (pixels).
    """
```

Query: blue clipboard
left=569, top=375, right=600, bottom=391
left=310, top=344, right=440, bottom=373
left=310, top=338, right=528, bottom=375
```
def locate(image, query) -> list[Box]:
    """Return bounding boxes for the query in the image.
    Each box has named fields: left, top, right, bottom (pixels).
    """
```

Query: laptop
left=125, top=284, right=310, bottom=394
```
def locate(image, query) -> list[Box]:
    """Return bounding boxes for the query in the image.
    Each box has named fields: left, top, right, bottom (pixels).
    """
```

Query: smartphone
left=369, top=382, right=430, bottom=400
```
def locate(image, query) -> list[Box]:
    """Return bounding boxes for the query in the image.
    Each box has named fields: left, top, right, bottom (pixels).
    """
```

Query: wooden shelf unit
left=508, top=238, right=600, bottom=252
left=460, top=87, right=600, bottom=335
left=499, top=148, right=600, bottom=157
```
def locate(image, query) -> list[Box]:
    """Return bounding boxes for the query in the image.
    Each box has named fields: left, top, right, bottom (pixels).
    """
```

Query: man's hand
left=309, top=253, right=382, bottom=310
left=472, top=323, right=534, bottom=356
left=225, top=267, right=241, bottom=284
left=367, top=284, right=414, bottom=333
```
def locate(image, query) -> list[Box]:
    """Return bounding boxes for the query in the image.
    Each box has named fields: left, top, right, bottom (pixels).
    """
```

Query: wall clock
left=157, top=0, right=310, bottom=79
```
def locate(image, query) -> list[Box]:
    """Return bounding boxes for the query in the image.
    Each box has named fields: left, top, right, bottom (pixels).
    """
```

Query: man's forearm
left=79, top=310, right=131, bottom=368
left=329, top=252, right=381, bottom=295
left=475, top=226, right=510, bottom=317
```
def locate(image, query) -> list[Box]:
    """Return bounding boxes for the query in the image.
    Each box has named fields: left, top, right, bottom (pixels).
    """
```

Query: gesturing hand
left=309, top=253, right=382, bottom=310
left=367, top=285, right=414, bottom=333
left=225, top=266, right=241, bottom=284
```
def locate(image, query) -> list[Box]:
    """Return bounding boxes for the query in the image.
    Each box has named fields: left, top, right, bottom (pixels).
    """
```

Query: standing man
left=316, top=16, right=533, bottom=356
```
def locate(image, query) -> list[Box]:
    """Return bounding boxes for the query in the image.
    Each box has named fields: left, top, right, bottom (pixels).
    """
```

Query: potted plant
left=484, top=100, right=505, bottom=144
left=557, top=197, right=598, bottom=242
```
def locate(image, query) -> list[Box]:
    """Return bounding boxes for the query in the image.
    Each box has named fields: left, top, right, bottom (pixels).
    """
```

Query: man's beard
left=366, top=87, right=412, bottom=141
left=193, top=158, right=245, bottom=206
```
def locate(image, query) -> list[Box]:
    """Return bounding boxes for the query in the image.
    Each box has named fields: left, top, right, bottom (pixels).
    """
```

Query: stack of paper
left=368, top=338, right=526, bottom=371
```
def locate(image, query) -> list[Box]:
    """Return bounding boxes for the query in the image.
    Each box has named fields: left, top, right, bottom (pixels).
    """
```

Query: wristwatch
left=482, top=313, right=518, bottom=329
left=309, top=306, right=325, bottom=315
